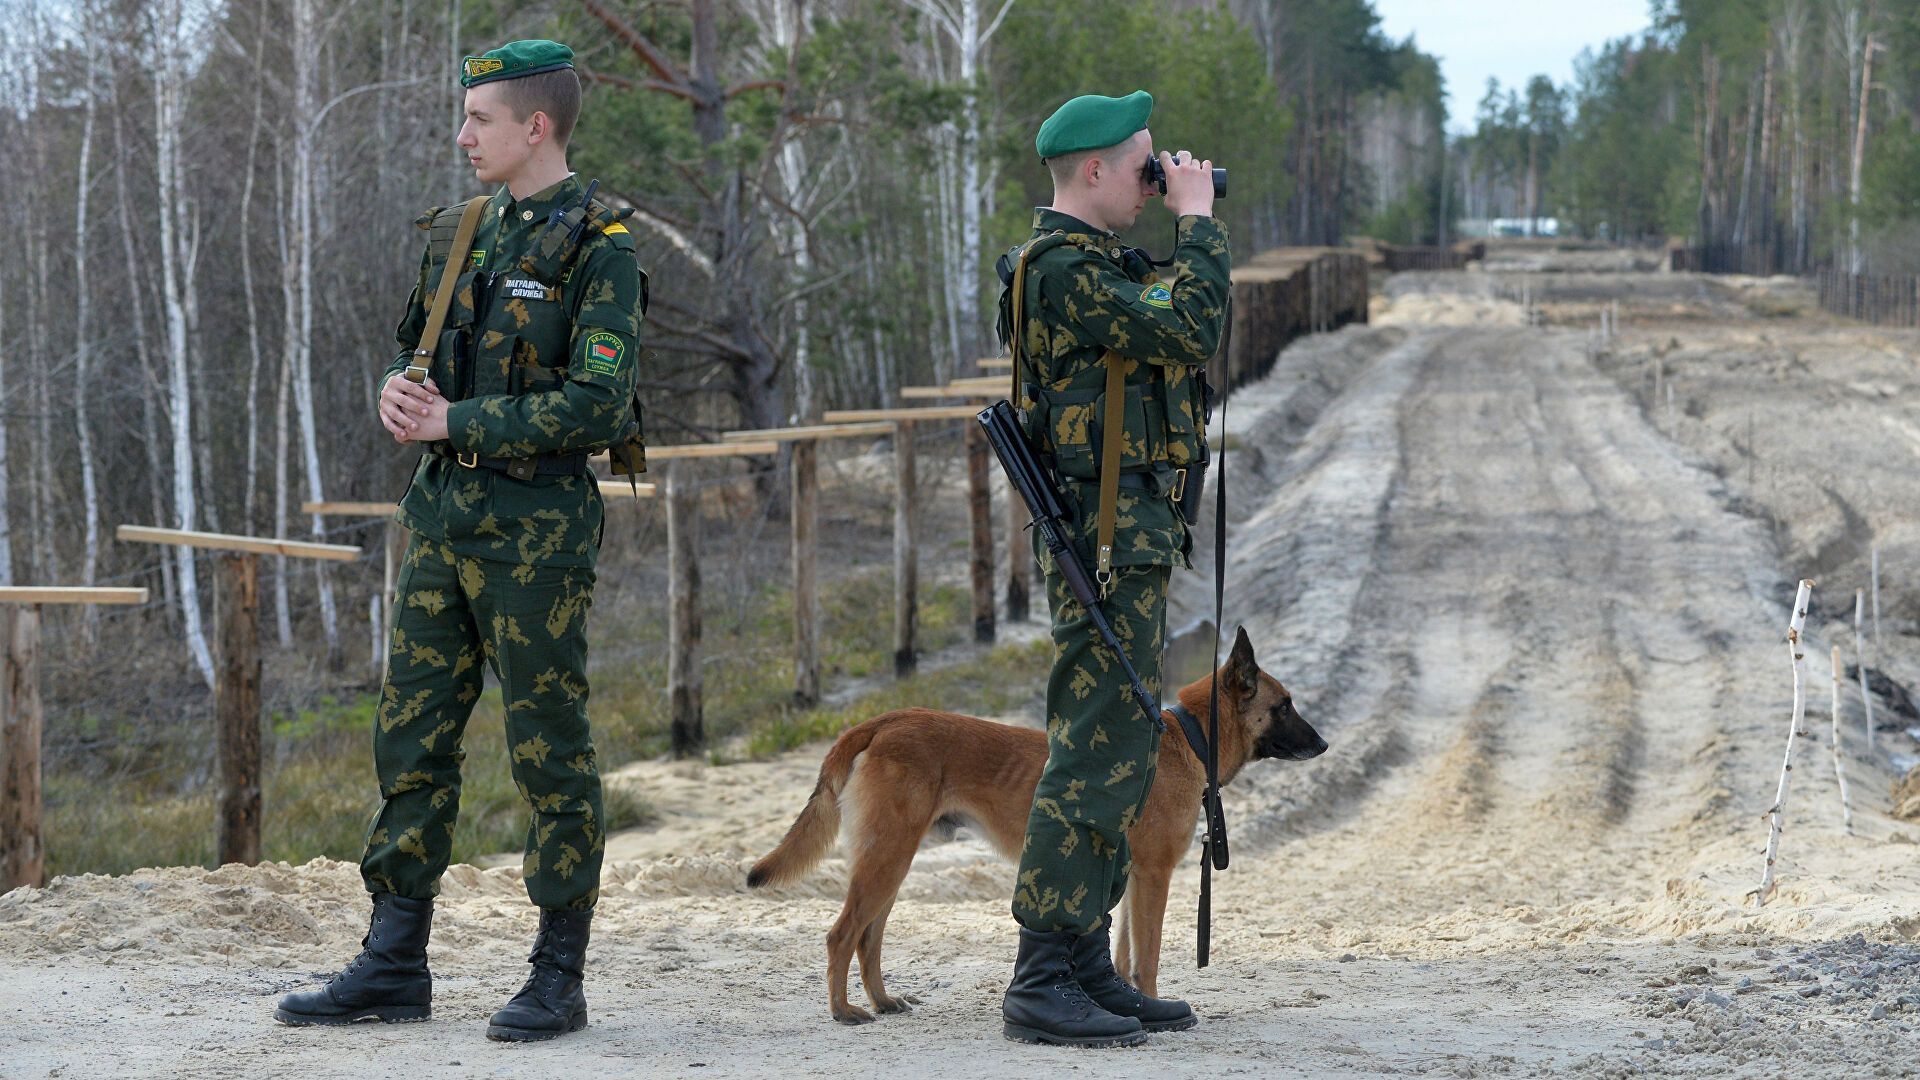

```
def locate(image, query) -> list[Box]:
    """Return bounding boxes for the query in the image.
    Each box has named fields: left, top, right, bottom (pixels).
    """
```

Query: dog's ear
left=1223, top=626, right=1259, bottom=700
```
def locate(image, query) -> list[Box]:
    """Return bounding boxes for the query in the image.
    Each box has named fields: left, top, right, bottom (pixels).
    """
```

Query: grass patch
left=743, top=638, right=1052, bottom=758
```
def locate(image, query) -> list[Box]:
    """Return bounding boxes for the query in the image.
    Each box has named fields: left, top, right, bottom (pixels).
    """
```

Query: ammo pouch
left=1026, top=380, right=1183, bottom=481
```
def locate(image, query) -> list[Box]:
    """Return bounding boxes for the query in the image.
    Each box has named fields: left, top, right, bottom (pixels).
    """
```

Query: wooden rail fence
left=12, top=250, right=1383, bottom=885
left=1816, top=268, right=1920, bottom=328
left=1378, top=241, right=1485, bottom=272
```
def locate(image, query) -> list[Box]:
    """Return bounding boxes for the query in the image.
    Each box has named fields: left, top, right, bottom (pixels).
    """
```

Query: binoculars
left=1143, top=156, right=1227, bottom=200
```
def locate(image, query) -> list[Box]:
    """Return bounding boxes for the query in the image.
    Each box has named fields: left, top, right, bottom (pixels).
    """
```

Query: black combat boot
left=1070, top=928, right=1198, bottom=1032
left=487, top=907, right=592, bottom=1042
left=1002, top=927, right=1147, bottom=1047
left=274, top=892, right=433, bottom=1025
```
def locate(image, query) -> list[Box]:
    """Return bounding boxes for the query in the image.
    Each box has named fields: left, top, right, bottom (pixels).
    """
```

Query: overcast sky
left=1371, top=0, right=1657, bottom=128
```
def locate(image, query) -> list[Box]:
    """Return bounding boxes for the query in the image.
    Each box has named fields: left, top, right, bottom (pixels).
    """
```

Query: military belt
left=1063, top=470, right=1181, bottom=498
left=428, top=443, right=590, bottom=481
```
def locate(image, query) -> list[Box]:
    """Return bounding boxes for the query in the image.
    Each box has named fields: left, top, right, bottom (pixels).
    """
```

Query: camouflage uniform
left=362, top=173, right=644, bottom=912
left=1007, top=207, right=1231, bottom=935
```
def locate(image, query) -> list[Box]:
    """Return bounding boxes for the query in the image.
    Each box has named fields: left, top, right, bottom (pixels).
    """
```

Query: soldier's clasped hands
left=380, top=373, right=451, bottom=444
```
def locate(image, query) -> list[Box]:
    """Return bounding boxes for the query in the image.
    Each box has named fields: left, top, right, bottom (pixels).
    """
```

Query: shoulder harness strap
left=1005, top=231, right=1070, bottom=404
left=407, top=195, right=491, bottom=383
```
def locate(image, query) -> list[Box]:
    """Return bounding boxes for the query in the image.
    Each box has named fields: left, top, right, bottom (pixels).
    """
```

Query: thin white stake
left=1830, top=645, right=1854, bottom=835
left=1666, top=382, right=1676, bottom=429
left=1755, top=578, right=1813, bottom=907
left=1871, top=545, right=1882, bottom=652
left=1856, top=589, right=1877, bottom=753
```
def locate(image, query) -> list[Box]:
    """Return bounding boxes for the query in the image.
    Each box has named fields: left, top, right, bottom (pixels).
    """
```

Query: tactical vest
left=997, top=232, right=1209, bottom=485
left=415, top=195, right=649, bottom=476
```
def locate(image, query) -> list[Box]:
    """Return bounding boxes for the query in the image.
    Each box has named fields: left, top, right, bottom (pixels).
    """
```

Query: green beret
left=461, top=40, right=575, bottom=88
left=1035, top=91, right=1153, bottom=159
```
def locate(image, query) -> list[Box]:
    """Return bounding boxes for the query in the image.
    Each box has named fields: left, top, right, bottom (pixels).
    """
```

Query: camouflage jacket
left=382, top=174, right=644, bottom=570
left=1007, top=207, right=1231, bottom=571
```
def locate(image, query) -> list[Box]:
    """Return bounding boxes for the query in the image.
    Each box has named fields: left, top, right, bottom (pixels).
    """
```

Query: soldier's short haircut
left=1045, top=138, right=1134, bottom=189
left=497, top=68, right=582, bottom=148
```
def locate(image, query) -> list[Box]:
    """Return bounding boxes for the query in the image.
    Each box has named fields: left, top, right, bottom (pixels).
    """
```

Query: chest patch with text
left=502, top=277, right=556, bottom=302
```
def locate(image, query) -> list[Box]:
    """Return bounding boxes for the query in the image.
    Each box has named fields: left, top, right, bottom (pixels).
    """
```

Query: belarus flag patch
left=583, top=331, right=626, bottom=377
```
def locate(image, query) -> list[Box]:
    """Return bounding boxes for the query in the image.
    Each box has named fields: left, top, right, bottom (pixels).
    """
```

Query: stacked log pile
left=1214, top=247, right=1370, bottom=391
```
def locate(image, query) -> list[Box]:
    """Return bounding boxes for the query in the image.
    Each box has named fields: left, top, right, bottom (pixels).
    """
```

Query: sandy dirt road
left=7, top=265, right=1920, bottom=1078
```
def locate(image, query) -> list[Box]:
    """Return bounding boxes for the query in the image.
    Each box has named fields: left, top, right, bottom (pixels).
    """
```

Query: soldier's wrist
left=443, top=399, right=481, bottom=452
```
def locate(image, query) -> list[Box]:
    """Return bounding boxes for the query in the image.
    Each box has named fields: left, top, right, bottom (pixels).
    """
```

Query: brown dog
left=747, top=627, right=1327, bottom=1023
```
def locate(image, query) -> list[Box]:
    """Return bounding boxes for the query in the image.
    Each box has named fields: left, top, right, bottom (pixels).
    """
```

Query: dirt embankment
left=7, top=262, right=1920, bottom=1078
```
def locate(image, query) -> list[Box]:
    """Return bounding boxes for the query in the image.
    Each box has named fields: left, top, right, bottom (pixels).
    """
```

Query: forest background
left=1, top=0, right=1917, bottom=874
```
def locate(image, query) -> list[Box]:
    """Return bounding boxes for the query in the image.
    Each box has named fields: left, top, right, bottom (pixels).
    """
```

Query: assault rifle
left=977, top=400, right=1164, bottom=735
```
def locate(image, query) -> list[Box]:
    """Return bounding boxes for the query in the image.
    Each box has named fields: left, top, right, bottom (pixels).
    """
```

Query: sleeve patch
left=1139, top=282, right=1173, bottom=309
left=583, top=331, right=626, bottom=377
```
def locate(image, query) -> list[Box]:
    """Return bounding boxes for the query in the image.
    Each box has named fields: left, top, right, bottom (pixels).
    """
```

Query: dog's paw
left=833, top=1005, right=876, bottom=1025
left=873, top=993, right=919, bottom=1014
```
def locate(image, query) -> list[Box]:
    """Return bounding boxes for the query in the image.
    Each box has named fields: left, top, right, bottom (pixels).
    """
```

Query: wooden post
left=1006, top=478, right=1031, bottom=623
left=383, top=522, right=408, bottom=653
left=1856, top=588, right=1877, bottom=753
left=1831, top=644, right=1854, bottom=835
left=214, top=554, right=263, bottom=866
left=1871, top=545, right=1882, bottom=652
left=0, top=588, right=146, bottom=890
left=368, top=594, right=382, bottom=680
left=966, top=421, right=995, bottom=643
left=1, top=605, right=43, bottom=891
left=667, top=463, right=704, bottom=756
left=119, top=526, right=358, bottom=865
left=791, top=439, right=820, bottom=706
left=893, top=421, right=918, bottom=676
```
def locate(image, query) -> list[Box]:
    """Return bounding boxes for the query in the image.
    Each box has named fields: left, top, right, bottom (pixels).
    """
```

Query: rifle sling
left=1095, top=350, right=1125, bottom=594
left=406, top=195, right=492, bottom=384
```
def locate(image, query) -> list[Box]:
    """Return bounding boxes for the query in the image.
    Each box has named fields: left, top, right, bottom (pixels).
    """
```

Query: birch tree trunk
left=1846, top=32, right=1878, bottom=275
left=154, top=0, right=215, bottom=686
left=73, top=36, right=101, bottom=643
left=285, top=0, right=341, bottom=658
left=901, top=0, right=1015, bottom=381
left=1779, top=3, right=1810, bottom=271
left=240, top=15, right=270, bottom=530
left=111, top=88, right=178, bottom=622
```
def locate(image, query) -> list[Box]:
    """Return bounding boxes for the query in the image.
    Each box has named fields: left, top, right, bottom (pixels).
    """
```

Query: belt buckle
left=456, top=452, right=479, bottom=469
left=1171, top=468, right=1188, bottom=502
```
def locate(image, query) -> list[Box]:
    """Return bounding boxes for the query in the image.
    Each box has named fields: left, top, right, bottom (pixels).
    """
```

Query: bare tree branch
left=580, top=0, right=693, bottom=92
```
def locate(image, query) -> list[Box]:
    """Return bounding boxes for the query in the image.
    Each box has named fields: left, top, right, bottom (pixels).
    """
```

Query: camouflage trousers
left=361, top=534, right=605, bottom=911
left=1012, top=563, right=1168, bottom=936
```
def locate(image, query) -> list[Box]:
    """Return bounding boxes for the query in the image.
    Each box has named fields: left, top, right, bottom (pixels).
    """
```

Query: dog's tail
left=746, top=717, right=886, bottom=889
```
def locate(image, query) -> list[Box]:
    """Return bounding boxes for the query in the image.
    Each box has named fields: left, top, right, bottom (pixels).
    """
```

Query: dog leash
left=1198, top=353, right=1230, bottom=969
left=1182, top=293, right=1233, bottom=971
